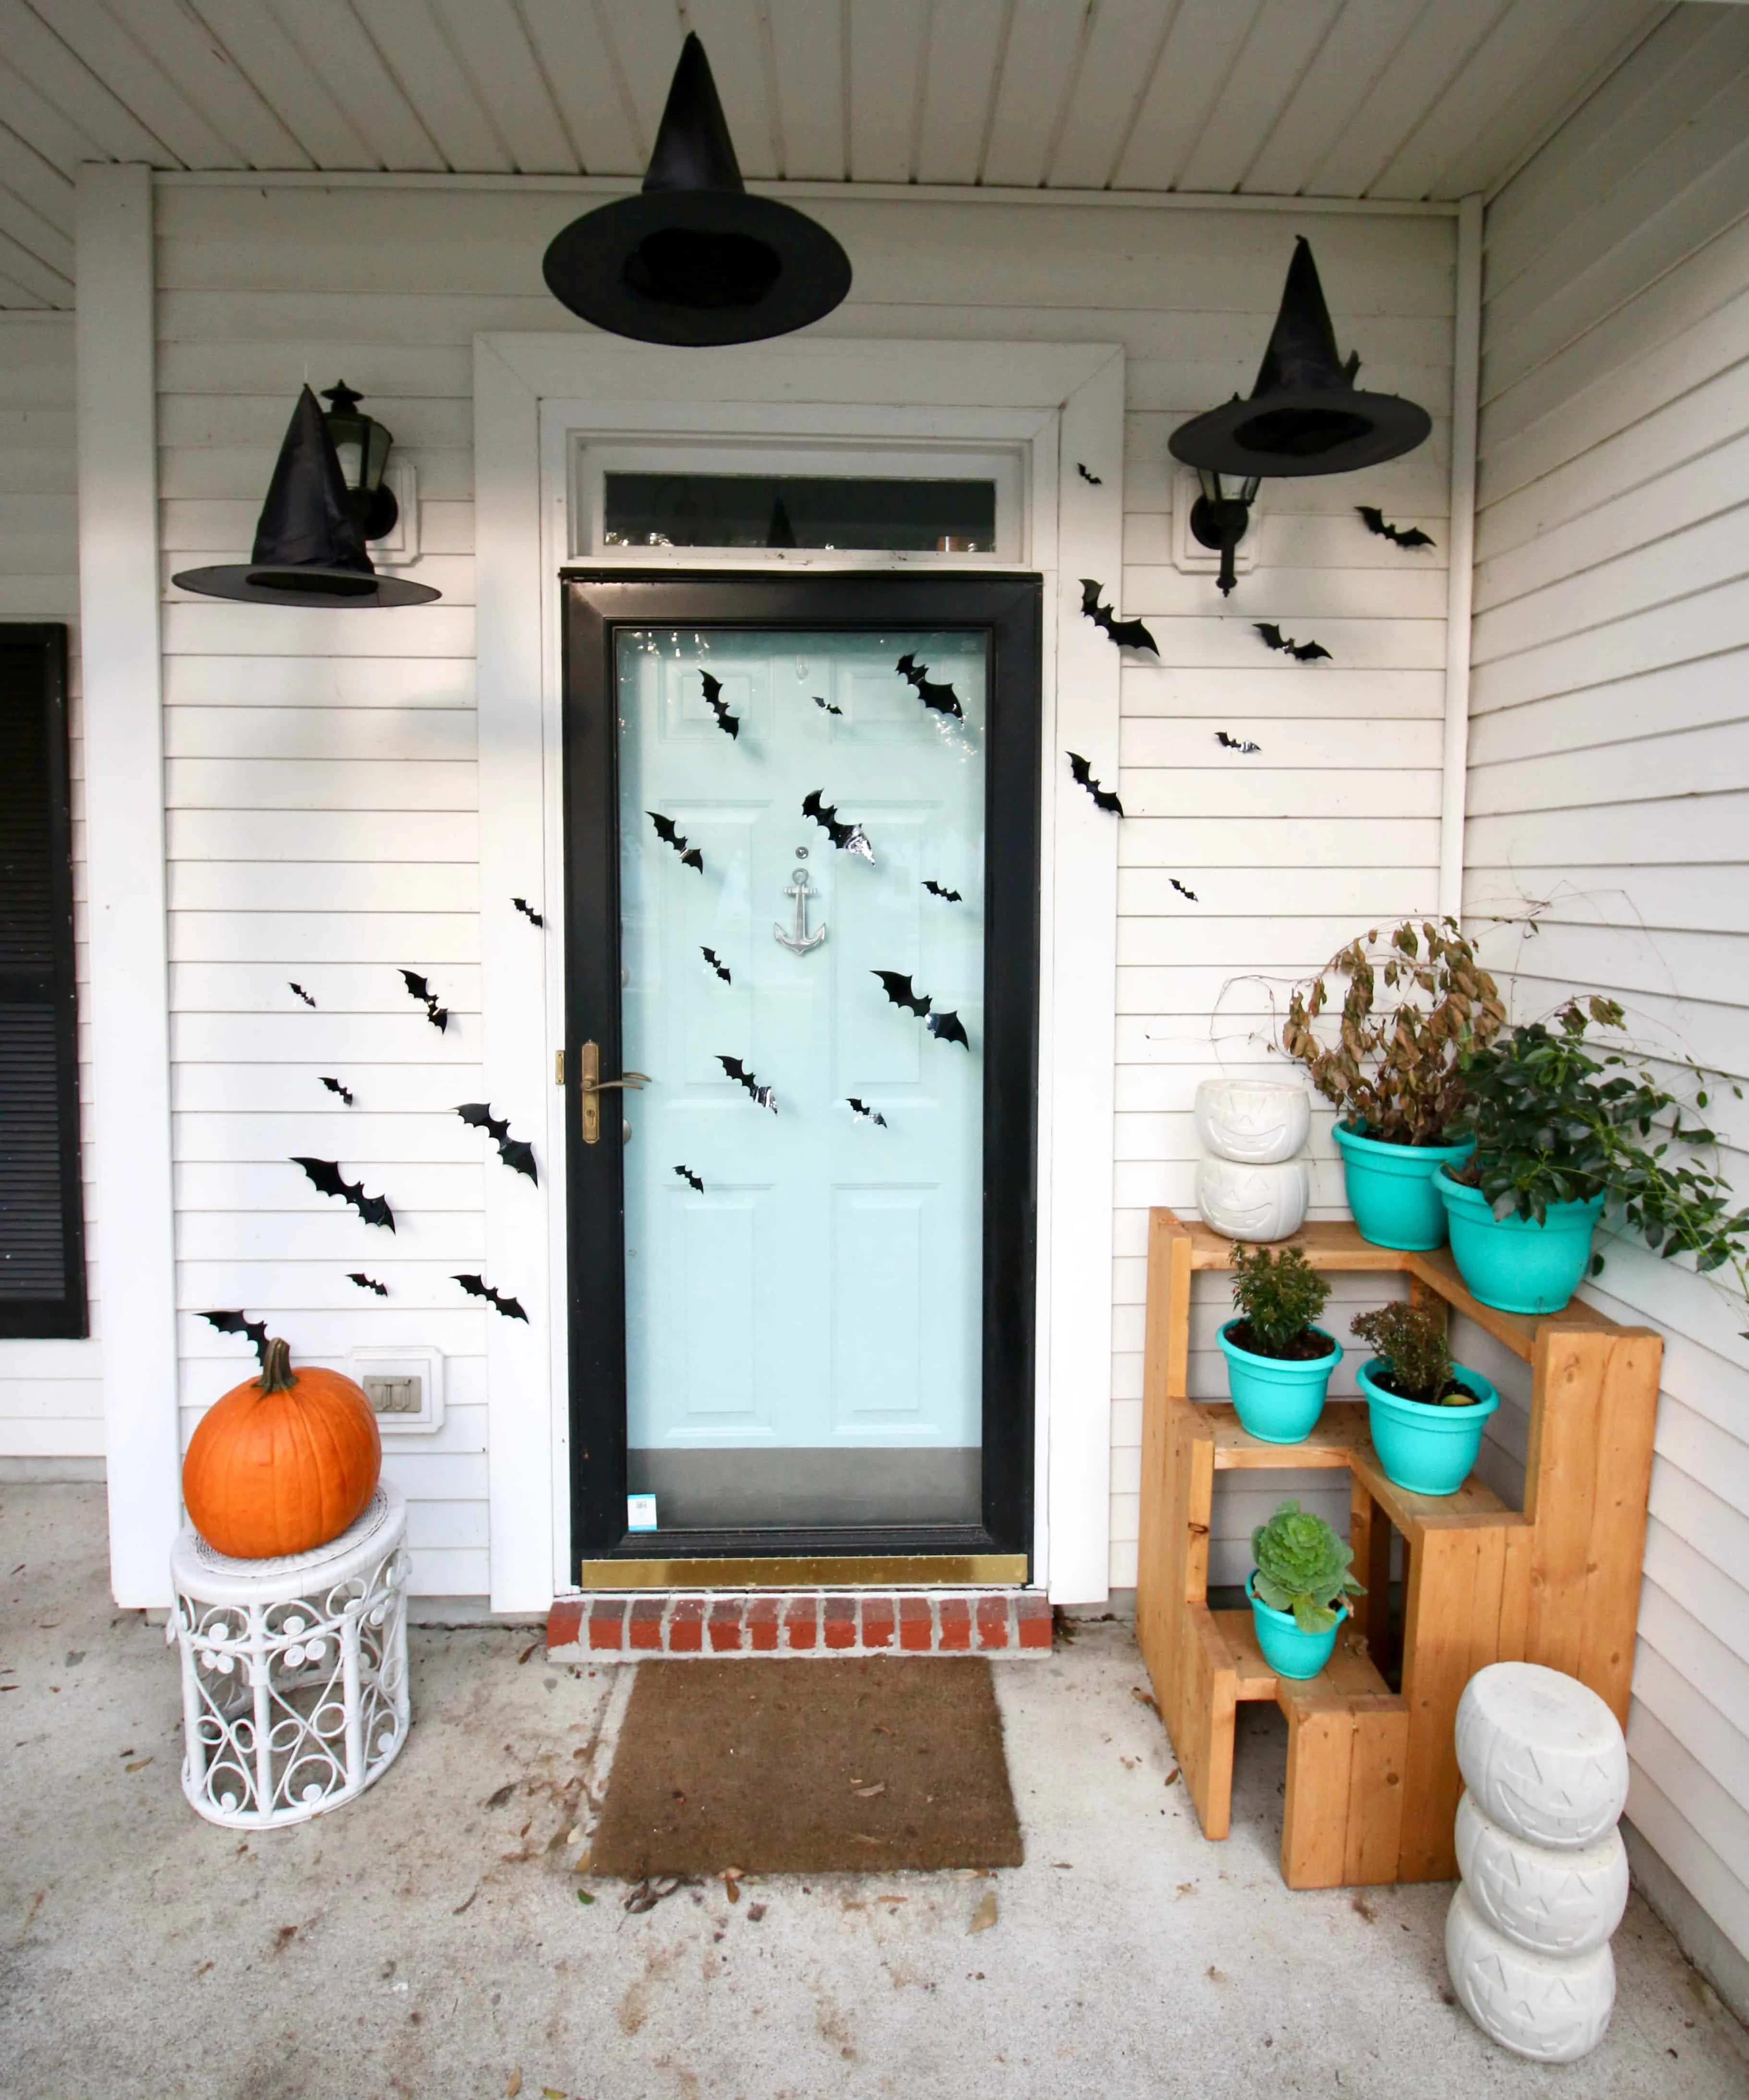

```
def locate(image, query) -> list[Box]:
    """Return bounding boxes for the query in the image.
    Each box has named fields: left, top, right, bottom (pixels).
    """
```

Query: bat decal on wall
left=1254, top=623, right=1331, bottom=663
left=700, top=671, right=740, bottom=739
left=289, top=982, right=316, bottom=1007
left=1080, top=579, right=1158, bottom=656
left=847, top=1098, right=888, bottom=1127
left=457, top=1102, right=538, bottom=1183
left=1076, top=462, right=1103, bottom=485
left=320, top=1076, right=355, bottom=1106
left=802, top=790, right=873, bottom=861
left=648, top=811, right=704, bottom=871
left=348, top=1272, right=388, bottom=1296
left=511, top=896, right=544, bottom=927
left=701, top=947, right=732, bottom=982
left=1170, top=878, right=1200, bottom=902
left=872, top=971, right=970, bottom=1050
left=812, top=694, right=843, bottom=716
left=922, top=880, right=962, bottom=902
left=455, top=1274, right=528, bottom=1322
left=1067, top=751, right=1123, bottom=817
left=400, top=969, right=449, bottom=1031
left=1357, top=506, right=1435, bottom=550
left=894, top=653, right=964, bottom=720
left=200, top=1309, right=269, bottom=1366
left=1216, top=731, right=1261, bottom=753
left=718, top=1055, right=776, bottom=1111
left=291, top=1156, right=396, bottom=1231
left=674, top=1165, right=704, bottom=1191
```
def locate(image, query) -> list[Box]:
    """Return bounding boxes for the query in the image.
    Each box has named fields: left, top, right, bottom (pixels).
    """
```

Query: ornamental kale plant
left=1229, top=1244, right=1332, bottom=1359
left=1350, top=1303, right=1464, bottom=1405
left=1251, top=1500, right=1364, bottom=1634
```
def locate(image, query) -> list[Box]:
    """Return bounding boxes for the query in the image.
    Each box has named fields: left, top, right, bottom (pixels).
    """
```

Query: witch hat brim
left=172, top=385, right=440, bottom=608
left=542, top=33, right=850, bottom=347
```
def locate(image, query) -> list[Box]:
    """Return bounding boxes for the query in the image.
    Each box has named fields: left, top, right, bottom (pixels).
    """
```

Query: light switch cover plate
left=347, top=1344, right=445, bottom=1435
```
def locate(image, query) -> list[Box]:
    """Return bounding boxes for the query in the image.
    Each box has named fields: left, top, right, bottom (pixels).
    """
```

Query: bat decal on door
left=802, top=790, right=873, bottom=861
left=895, top=652, right=964, bottom=719
left=700, top=671, right=740, bottom=739
left=648, top=811, right=704, bottom=871
left=718, top=1055, right=776, bottom=1111
left=872, top=971, right=970, bottom=1050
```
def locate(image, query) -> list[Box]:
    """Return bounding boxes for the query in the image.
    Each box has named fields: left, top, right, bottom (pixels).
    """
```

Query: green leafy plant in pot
left=1218, top=1245, right=1341, bottom=1445
left=1248, top=1499, right=1363, bottom=1679
left=1351, top=1303, right=1498, bottom=1497
left=1282, top=919, right=1506, bottom=1251
left=1436, top=995, right=1749, bottom=1323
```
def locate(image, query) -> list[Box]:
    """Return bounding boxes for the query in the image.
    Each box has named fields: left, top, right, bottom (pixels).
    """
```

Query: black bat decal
left=1076, top=462, right=1103, bottom=485
left=1080, top=578, right=1158, bottom=655
left=812, top=694, right=843, bottom=716
left=455, top=1274, right=528, bottom=1322
left=511, top=896, right=544, bottom=927
left=1216, top=731, right=1261, bottom=753
left=1068, top=751, right=1124, bottom=817
left=922, top=880, right=962, bottom=902
left=291, top=1156, right=396, bottom=1231
left=895, top=653, right=964, bottom=720
left=674, top=1165, right=704, bottom=1192
left=289, top=982, right=316, bottom=1007
left=802, top=789, right=873, bottom=861
left=847, top=1098, right=887, bottom=1127
left=1170, top=878, right=1200, bottom=902
left=928, top=1010, right=970, bottom=1050
left=456, top=1102, right=538, bottom=1184
left=200, top=1309, right=269, bottom=1366
left=1357, top=506, right=1435, bottom=550
left=700, top=671, right=740, bottom=740
left=399, top=968, right=449, bottom=1032
left=701, top=946, right=732, bottom=983
left=320, top=1075, right=354, bottom=1106
left=1254, top=623, right=1331, bottom=663
left=648, top=810, right=704, bottom=871
left=718, top=1055, right=776, bottom=1112
left=348, top=1272, right=388, bottom=1297
left=872, top=971, right=970, bottom=1051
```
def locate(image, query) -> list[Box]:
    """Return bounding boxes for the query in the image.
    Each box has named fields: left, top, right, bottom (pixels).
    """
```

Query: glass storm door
left=563, top=575, right=1040, bottom=1576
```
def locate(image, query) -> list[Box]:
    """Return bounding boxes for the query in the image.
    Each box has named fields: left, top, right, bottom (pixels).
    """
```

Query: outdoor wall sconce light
left=319, top=380, right=399, bottom=540
left=172, top=385, right=438, bottom=608
left=1169, top=237, right=1431, bottom=595
left=542, top=32, right=851, bottom=347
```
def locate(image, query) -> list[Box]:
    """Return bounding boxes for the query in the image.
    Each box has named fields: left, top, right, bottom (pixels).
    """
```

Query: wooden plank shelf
left=1135, top=1210, right=1661, bottom=1891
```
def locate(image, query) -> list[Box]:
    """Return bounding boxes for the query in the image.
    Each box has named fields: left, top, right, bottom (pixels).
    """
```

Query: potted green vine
left=1351, top=1303, right=1498, bottom=1497
left=1248, top=1499, right=1364, bottom=1680
left=1282, top=920, right=1506, bottom=1252
left=1435, top=996, right=1749, bottom=1320
left=1217, top=1245, right=1341, bottom=1444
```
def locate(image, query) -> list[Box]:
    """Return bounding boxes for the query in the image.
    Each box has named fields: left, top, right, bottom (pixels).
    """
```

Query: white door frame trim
left=474, top=334, right=1124, bottom=1609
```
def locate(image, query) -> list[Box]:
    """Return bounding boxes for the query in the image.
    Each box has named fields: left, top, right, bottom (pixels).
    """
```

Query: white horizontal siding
left=0, top=313, right=99, bottom=1466
left=1466, top=3, right=1749, bottom=1983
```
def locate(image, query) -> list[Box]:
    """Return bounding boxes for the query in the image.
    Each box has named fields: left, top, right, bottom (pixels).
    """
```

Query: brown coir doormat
left=589, top=1657, right=1023, bottom=1876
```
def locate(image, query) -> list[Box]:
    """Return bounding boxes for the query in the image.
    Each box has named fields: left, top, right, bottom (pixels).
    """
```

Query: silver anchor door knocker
left=775, top=865, right=826, bottom=955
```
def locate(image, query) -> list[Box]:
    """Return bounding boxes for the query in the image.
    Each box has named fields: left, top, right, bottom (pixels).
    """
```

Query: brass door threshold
left=577, top=1553, right=1028, bottom=1590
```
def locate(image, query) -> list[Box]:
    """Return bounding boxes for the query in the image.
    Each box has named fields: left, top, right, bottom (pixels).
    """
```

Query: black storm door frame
left=561, top=571, right=1042, bottom=1571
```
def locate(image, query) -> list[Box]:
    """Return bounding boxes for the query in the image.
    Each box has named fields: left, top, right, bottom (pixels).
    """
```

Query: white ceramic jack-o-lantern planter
left=1194, top=1155, right=1310, bottom=1243
left=1194, top=1078, right=1311, bottom=1164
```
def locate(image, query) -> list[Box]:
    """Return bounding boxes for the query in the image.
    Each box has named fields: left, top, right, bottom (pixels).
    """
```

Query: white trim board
left=473, top=334, right=1125, bottom=1610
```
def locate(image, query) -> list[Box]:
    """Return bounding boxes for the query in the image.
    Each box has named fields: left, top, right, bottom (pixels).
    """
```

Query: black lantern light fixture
left=172, top=385, right=438, bottom=609
left=1170, top=237, right=1432, bottom=595
left=541, top=33, right=851, bottom=347
left=319, top=380, right=399, bottom=540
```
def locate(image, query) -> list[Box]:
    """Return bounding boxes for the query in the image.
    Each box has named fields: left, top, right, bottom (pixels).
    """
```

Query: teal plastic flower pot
left=1218, top=1321, right=1341, bottom=1444
left=1358, top=1357, right=1500, bottom=1497
left=1332, top=1122, right=1476, bottom=1251
left=1246, top=1574, right=1346, bottom=1680
left=1435, top=1170, right=1604, bottom=1316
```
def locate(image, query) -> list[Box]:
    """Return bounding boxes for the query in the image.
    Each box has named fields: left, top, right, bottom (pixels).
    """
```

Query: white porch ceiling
left=0, top=0, right=1678, bottom=309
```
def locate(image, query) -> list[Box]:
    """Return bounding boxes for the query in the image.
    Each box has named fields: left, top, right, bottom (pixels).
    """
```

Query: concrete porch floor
left=2, top=1486, right=1744, bottom=2100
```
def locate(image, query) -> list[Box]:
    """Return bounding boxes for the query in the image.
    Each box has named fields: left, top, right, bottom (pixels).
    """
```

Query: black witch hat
left=1169, top=238, right=1430, bottom=479
left=542, top=33, right=851, bottom=347
left=172, top=386, right=439, bottom=608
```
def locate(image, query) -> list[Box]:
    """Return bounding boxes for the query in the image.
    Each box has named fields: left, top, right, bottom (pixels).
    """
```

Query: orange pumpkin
left=183, top=1337, right=382, bottom=1558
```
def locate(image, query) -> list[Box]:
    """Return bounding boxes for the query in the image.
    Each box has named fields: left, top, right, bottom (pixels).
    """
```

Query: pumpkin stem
left=254, top=1337, right=297, bottom=1395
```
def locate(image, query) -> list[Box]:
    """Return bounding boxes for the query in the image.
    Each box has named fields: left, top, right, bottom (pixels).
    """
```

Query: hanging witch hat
left=542, top=33, right=851, bottom=347
left=1169, top=238, right=1431, bottom=479
left=172, top=386, right=439, bottom=608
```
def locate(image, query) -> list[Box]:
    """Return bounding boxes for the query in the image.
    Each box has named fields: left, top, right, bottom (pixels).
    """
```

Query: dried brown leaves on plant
left=1281, top=919, right=1505, bottom=1146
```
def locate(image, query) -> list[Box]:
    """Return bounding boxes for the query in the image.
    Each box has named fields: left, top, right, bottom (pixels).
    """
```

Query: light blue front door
left=615, top=628, right=989, bottom=1531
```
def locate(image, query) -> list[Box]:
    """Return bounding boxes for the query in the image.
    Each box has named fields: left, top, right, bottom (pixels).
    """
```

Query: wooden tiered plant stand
left=1136, top=1210, right=1662, bottom=1891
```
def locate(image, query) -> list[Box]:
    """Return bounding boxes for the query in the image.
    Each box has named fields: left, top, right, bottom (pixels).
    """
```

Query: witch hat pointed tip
left=644, top=31, right=745, bottom=194
left=1254, top=234, right=1346, bottom=396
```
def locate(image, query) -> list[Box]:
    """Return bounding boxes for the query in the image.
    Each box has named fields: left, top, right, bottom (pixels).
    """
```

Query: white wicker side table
left=168, top=1482, right=410, bottom=1828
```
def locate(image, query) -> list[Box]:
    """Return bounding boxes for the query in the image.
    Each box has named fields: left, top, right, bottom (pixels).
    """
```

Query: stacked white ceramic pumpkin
left=1193, top=1078, right=1312, bottom=1242
left=1446, top=1663, right=1631, bottom=2063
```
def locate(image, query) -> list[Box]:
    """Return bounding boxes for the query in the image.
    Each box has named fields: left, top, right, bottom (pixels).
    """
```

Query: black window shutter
left=0, top=625, right=86, bottom=1337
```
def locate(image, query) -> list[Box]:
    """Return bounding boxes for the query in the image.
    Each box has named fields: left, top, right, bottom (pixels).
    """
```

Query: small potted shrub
left=1351, top=1303, right=1498, bottom=1497
left=1283, top=920, right=1506, bottom=1251
left=1248, top=1499, right=1364, bottom=1680
left=1217, top=1245, right=1341, bottom=1444
left=1436, top=996, right=1749, bottom=1319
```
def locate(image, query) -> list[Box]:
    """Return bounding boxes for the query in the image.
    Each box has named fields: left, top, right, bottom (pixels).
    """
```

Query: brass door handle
left=578, top=1040, right=650, bottom=1146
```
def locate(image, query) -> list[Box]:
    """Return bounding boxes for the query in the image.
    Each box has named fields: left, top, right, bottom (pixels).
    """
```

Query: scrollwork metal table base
left=169, top=1483, right=410, bottom=1828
